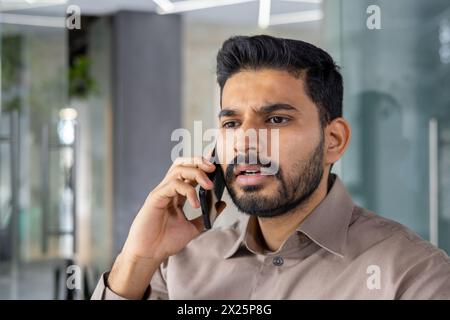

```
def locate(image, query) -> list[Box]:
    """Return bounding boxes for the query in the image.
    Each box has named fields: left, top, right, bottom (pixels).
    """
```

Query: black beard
left=224, top=135, right=324, bottom=218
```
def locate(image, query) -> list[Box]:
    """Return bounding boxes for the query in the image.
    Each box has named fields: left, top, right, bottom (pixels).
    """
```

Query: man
left=92, top=35, right=450, bottom=299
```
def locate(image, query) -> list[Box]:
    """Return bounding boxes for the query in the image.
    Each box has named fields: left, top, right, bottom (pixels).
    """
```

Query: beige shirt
left=92, top=175, right=450, bottom=299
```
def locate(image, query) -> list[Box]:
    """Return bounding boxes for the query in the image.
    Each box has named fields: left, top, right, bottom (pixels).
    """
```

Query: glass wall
left=327, top=0, right=450, bottom=254
left=0, top=7, right=113, bottom=299
left=0, top=6, right=69, bottom=298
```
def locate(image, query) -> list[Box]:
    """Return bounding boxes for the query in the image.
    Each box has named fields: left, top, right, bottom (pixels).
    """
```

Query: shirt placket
left=248, top=232, right=311, bottom=299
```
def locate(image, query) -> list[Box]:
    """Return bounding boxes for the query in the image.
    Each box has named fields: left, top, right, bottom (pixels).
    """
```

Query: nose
left=234, top=121, right=259, bottom=155
left=218, top=117, right=271, bottom=165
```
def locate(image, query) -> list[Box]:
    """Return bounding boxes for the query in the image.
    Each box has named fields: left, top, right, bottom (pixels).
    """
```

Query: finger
left=173, top=179, right=195, bottom=209
left=184, top=178, right=197, bottom=187
left=170, top=166, right=214, bottom=190
left=169, top=157, right=215, bottom=173
left=158, top=180, right=200, bottom=209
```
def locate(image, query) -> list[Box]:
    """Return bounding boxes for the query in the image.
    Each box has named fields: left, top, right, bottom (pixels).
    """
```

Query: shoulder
left=348, top=206, right=450, bottom=263
left=347, top=206, right=450, bottom=298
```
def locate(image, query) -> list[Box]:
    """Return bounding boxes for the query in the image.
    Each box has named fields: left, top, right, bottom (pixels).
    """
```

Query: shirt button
left=272, top=256, right=284, bottom=266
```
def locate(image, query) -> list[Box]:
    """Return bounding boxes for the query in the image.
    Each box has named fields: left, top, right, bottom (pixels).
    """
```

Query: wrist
left=107, top=251, right=162, bottom=299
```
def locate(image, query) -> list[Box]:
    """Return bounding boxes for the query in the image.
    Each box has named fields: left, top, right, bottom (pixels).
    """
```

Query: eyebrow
left=218, top=103, right=299, bottom=118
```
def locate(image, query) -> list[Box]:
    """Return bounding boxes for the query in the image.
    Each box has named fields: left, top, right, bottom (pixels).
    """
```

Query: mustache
left=225, top=154, right=280, bottom=181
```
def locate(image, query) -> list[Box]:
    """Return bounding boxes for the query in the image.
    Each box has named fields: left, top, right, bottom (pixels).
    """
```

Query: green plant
left=69, top=55, right=98, bottom=99
left=1, top=35, right=23, bottom=113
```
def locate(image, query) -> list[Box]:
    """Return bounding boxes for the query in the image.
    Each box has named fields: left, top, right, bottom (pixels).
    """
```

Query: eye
left=222, top=121, right=240, bottom=128
left=267, top=116, right=289, bottom=125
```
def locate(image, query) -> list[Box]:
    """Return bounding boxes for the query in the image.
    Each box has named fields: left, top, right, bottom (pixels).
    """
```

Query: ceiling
left=0, top=0, right=323, bottom=27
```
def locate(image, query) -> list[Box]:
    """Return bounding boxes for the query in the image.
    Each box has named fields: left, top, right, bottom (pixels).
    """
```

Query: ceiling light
left=152, top=0, right=323, bottom=26
left=0, top=13, right=65, bottom=27
left=258, top=0, right=271, bottom=28
left=152, top=0, right=175, bottom=12
left=281, top=0, right=322, bottom=3
left=269, top=9, right=323, bottom=25
left=154, top=0, right=256, bottom=14
left=0, top=0, right=67, bottom=13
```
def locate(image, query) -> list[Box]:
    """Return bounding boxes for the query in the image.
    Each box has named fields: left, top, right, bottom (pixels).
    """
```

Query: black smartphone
left=199, top=148, right=225, bottom=230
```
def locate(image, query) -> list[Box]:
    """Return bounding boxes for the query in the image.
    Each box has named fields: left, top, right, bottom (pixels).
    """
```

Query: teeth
left=244, top=170, right=259, bottom=174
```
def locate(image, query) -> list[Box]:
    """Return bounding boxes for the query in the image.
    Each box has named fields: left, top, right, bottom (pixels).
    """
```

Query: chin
left=237, top=182, right=277, bottom=195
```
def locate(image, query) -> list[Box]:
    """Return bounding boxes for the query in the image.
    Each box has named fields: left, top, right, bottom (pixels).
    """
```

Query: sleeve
left=90, top=259, right=169, bottom=300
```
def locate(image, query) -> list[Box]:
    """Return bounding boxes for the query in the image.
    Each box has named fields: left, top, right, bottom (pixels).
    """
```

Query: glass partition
left=327, top=0, right=450, bottom=254
left=0, top=4, right=69, bottom=299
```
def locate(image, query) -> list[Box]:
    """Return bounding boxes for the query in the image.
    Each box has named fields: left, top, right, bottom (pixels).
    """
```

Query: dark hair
left=216, top=35, right=343, bottom=126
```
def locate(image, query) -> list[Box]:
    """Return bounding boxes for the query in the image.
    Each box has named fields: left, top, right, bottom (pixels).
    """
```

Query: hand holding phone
left=109, top=155, right=218, bottom=298
left=199, top=148, right=226, bottom=229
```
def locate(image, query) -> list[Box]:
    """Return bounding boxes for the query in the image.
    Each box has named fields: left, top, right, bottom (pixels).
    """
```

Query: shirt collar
left=223, top=174, right=355, bottom=259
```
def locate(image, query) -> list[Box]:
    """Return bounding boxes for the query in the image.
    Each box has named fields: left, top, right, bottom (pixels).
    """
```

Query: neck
left=257, top=172, right=331, bottom=252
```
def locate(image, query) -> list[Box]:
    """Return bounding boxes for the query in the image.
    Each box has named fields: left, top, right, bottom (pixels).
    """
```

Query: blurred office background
left=0, top=0, right=449, bottom=299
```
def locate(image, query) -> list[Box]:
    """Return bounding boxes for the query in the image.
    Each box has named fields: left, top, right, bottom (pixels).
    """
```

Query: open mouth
left=232, top=164, right=273, bottom=187
left=231, top=164, right=275, bottom=186
left=234, top=165, right=264, bottom=176
left=241, top=170, right=260, bottom=175
left=239, top=169, right=261, bottom=176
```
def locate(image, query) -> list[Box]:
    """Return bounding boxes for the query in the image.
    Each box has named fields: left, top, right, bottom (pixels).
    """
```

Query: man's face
left=217, top=68, right=325, bottom=217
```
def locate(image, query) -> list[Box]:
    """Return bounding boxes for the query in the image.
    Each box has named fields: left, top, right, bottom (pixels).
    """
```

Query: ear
left=324, top=117, right=351, bottom=166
